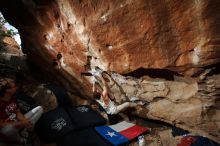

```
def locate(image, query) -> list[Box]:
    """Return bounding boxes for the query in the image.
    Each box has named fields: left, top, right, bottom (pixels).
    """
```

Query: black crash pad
left=57, top=128, right=112, bottom=146
left=66, top=105, right=106, bottom=130
left=35, top=107, right=75, bottom=143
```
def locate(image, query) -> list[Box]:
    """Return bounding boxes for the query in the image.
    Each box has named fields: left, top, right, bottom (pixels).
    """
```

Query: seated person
left=0, top=78, right=43, bottom=145
left=93, top=72, right=136, bottom=115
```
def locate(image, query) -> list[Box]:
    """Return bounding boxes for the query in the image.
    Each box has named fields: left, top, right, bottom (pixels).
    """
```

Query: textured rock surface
left=0, top=26, right=21, bottom=55
left=0, top=26, right=26, bottom=74
left=97, top=71, right=220, bottom=143
left=1, top=0, right=220, bottom=95
left=0, top=0, right=220, bottom=143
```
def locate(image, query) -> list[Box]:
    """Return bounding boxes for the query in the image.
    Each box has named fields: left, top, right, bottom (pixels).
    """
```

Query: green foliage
left=0, top=13, right=17, bottom=37
left=0, top=16, right=6, bottom=26
left=0, top=13, right=18, bottom=51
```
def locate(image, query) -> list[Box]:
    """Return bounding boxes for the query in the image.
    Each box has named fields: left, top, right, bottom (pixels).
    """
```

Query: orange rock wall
left=0, top=0, right=220, bottom=95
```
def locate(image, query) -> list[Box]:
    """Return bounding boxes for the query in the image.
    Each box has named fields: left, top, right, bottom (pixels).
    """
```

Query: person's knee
left=122, top=102, right=132, bottom=108
left=33, top=106, right=44, bottom=113
left=129, top=102, right=137, bottom=107
left=24, top=106, right=43, bottom=118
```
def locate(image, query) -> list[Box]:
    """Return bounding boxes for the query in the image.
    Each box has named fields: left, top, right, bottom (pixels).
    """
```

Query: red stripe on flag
left=119, top=125, right=148, bottom=140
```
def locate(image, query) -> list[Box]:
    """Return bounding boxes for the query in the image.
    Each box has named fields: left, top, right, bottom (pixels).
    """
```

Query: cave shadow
left=123, top=68, right=181, bottom=80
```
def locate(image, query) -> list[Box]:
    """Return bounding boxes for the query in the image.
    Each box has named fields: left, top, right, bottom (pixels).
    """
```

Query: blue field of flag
left=95, top=126, right=129, bottom=146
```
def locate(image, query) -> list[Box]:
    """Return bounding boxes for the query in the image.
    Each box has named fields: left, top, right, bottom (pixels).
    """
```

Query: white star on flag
left=106, top=131, right=117, bottom=137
